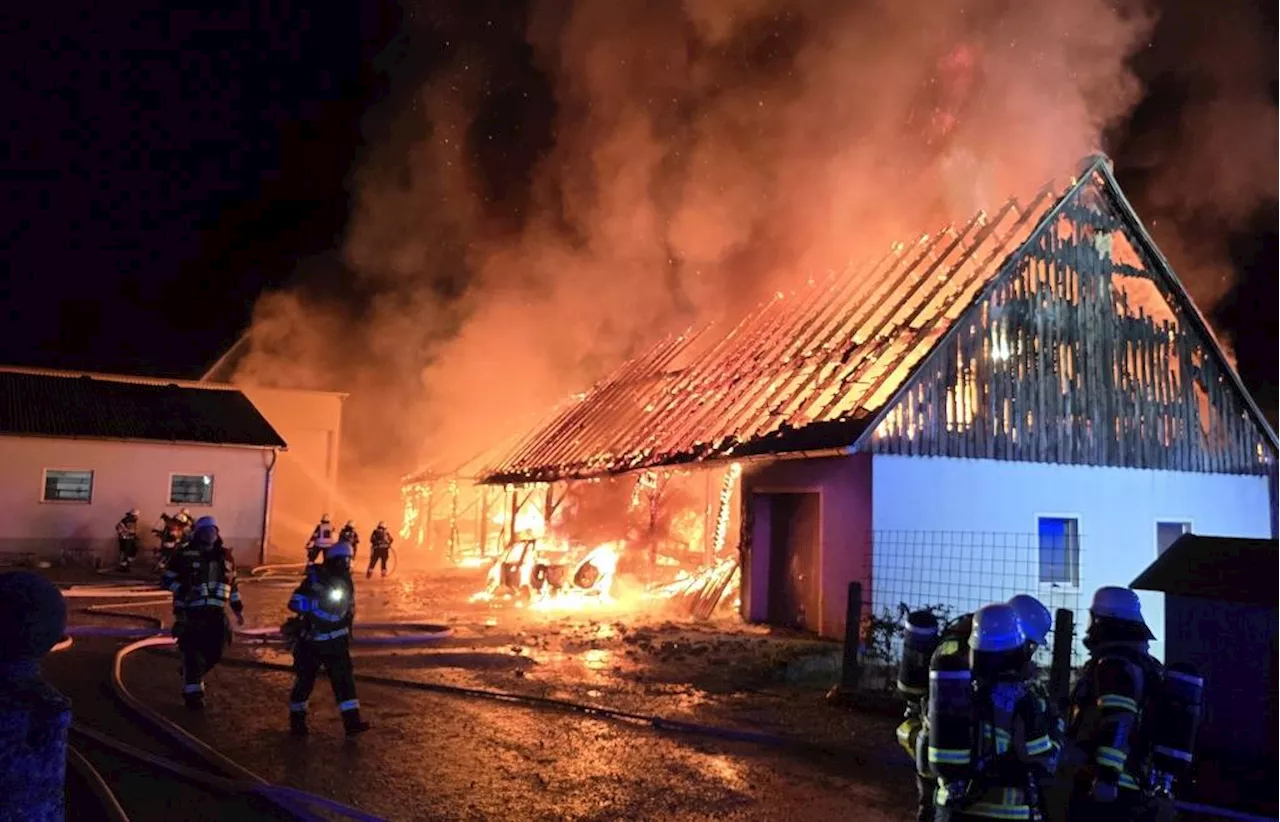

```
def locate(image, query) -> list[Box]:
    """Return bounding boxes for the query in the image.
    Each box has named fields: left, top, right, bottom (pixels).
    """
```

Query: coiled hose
left=60, top=581, right=1270, bottom=822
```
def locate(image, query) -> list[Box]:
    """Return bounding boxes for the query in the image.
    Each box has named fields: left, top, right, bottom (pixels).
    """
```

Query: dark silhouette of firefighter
left=366, top=521, right=393, bottom=579
left=305, top=513, right=336, bottom=563
left=282, top=540, right=370, bottom=736
left=898, top=610, right=975, bottom=822
left=1064, top=587, right=1201, bottom=822
left=929, top=603, right=1060, bottom=821
left=338, top=520, right=359, bottom=559
left=115, top=508, right=140, bottom=571
left=172, top=507, right=195, bottom=536
left=151, top=511, right=187, bottom=571
left=160, top=516, right=244, bottom=709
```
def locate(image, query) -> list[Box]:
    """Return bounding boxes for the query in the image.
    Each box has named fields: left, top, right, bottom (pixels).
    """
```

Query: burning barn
left=427, top=155, right=1277, bottom=658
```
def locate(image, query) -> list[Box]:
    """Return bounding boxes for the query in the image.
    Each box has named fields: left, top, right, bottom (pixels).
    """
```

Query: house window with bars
left=42, top=469, right=94, bottom=503
left=169, top=474, right=214, bottom=505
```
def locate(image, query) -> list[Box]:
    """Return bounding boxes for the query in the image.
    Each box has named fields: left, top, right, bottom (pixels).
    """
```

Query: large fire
left=408, top=464, right=744, bottom=620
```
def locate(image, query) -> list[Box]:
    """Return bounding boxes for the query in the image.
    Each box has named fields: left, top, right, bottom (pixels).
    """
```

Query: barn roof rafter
left=478, top=155, right=1277, bottom=485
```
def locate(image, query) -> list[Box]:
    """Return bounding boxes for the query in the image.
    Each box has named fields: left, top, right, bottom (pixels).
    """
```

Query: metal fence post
left=827, top=581, right=864, bottom=704
left=1049, top=607, right=1074, bottom=712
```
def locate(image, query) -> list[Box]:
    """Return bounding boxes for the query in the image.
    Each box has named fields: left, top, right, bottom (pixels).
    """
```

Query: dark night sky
left=2, top=2, right=1276, bottom=418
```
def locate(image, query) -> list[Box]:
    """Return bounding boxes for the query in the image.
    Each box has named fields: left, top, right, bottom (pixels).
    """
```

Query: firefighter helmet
left=969, top=603, right=1026, bottom=653
left=1008, top=594, right=1052, bottom=646
left=1090, top=586, right=1146, bottom=624
left=325, top=541, right=353, bottom=560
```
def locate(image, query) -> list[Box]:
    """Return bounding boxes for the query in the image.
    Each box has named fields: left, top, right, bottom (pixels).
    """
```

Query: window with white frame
left=1156, top=521, right=1191, bottom=555
left=42, top=469, right=94, bottom=503
left=169, top=474, right=214, bottom=505
left=1038, top=516, right=1080, bottom=586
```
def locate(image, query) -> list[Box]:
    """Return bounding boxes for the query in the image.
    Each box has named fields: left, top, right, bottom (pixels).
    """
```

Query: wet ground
left=57, top=566, right=918, bottom=821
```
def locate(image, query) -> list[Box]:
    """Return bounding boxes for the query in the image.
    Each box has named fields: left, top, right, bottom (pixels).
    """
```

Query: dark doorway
left=765, top=492, right=821, bottom=631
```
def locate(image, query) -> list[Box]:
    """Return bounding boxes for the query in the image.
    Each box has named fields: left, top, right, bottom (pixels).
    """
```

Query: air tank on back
left=897, top=610, right=941, bottom=700
left=1148, top=662, right=1204, bottom=795
left=927, top=644, right=974, bottom=783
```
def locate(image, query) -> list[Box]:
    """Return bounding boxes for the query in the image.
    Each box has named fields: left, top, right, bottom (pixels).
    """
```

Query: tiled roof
left=478, top=158, right=1088, bottom=484
left=0, top=370, right=287, bottom=448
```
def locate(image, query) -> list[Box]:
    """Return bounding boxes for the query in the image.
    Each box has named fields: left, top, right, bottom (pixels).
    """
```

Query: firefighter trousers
left=914, top=773, right=936, bottom=822
left=177, top=609, right=227, bottom=697
left=117, top=537, right=138, bottom=566
left=289, top=638, right=358, bottom=715
left=367, top=547, right=390, bottom=575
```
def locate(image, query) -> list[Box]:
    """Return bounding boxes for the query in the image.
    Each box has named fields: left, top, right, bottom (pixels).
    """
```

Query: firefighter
left=366, top=521, right=393, bottom=579
left=1064, top=587, right=1165, bottom=822
left=931, top=602, right=1060, bottom=821
left=305, top=513, right=336, bottom=564
left=115, top=508, right=140, bottom=571
left=897, top=611, right=975, bottom=822
left=160, top=516, right=244, bottom=709
left=338, top=520, right=360, bottom=559
left=173, top=508, right=195, bottom=536
left=282, top=540, right=370, bottom=736
left=151, top=512, right=184, bottom=571
left=1009, top=594, right=1066, bottom=816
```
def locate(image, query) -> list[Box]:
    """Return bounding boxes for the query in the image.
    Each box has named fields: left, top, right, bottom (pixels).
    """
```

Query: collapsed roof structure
left=479, top=154, right=1276, bottom=486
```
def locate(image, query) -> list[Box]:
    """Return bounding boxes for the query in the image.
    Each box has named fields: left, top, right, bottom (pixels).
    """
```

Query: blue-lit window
left=1156, top=521, right=1190, bottom=555
left=169, top=474, right=213, bottom=505
left=1038, top=517, right=1080, bottom=586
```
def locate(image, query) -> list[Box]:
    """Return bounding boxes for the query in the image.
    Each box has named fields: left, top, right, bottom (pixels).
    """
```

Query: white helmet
left=1008, top=594, right=1052, bottom=646
left=969, top=603, right=1026, bottom=653
left=320, top=513, right=331, bottom=524
left=128, top=508, right=140, bottom=517
left=345, top=520, right=354, bottom=528
left=179, top=508, right=191, bottom=518
left=1089, top=586, right=1154, bottom=638
left=376, top=520, right=386, bottom=528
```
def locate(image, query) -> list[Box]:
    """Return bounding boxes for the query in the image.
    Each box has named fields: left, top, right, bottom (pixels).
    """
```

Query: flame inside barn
left=400, top=155, right=1277, bottom=646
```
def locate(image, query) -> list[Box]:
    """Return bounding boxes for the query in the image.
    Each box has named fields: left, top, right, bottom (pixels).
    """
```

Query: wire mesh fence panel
left=855, top=529, right=1086, bottom=692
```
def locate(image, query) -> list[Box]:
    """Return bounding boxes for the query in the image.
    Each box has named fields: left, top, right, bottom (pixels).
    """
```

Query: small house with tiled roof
left=475, top=155, right=1277, bottom=658
left=0, top=367, right=287, bottom=567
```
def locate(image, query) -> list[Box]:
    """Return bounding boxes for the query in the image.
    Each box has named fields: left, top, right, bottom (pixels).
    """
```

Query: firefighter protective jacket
left=116, top=516, right=138, bottom=540
left=935, top=678, right=1061, bottom=820
left=1068, top=641, right=1162, bottom=793
left=287, top=567, right=356, bottom=644
left=161, top=539, right=243, bottom=616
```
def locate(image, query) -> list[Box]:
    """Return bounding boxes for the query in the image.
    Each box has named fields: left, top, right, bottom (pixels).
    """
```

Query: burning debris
left=442, top=464, right=746, bottom=619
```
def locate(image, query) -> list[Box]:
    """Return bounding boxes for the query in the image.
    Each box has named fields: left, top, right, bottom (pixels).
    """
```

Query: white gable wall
left=871, top=454, right=1272, bottom=661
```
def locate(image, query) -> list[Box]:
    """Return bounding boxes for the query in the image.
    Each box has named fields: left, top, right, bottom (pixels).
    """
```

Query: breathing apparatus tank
left=897, top=610, right=941, bottom=700
left=1147, top=662, right=1204, bottom=796
left=927, top=644, right=974, bottom=786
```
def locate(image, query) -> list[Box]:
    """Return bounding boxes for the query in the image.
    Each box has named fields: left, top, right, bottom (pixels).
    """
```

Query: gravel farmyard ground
left=57, top=564, right=919, bottom=821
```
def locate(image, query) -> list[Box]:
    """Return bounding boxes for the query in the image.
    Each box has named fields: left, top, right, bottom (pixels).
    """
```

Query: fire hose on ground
left=59, top=596, right=386, bottom=822
left=58, top=582, right=1272, bottom=822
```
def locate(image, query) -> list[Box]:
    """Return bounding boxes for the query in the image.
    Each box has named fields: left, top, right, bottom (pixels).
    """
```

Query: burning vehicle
left=474, top=538, right=622, bottom=603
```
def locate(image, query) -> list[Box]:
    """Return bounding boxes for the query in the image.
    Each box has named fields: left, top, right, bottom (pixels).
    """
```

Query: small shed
left=1131, top=533, right=1278, bottom=813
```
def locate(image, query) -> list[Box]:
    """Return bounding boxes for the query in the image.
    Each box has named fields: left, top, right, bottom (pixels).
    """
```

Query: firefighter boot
left=341, top=709, right=371, bottom=736
left=183, top=691, right=204, bottom=711
left=366, top=568, right=372, bottom=580
left=289, top=711, right=309, bottom=737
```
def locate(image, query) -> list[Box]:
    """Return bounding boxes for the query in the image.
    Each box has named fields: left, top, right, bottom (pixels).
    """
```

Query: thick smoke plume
left=1117, top=0, right=1277, bottom=359
left=236, top=0, right=1165, bottom=498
